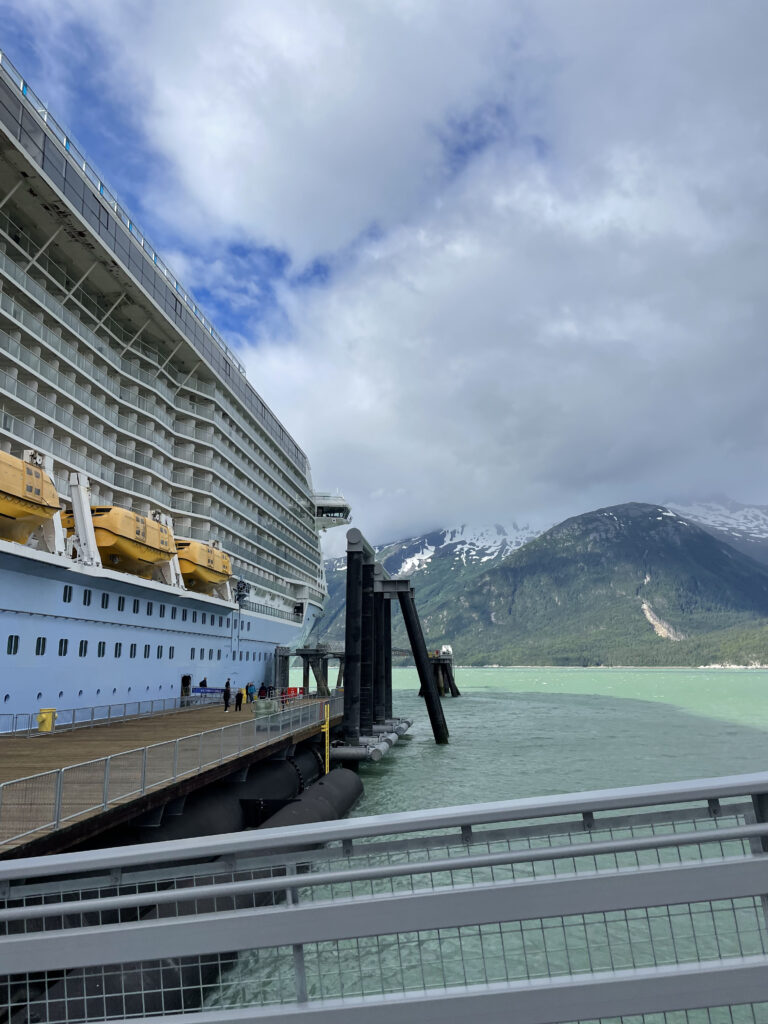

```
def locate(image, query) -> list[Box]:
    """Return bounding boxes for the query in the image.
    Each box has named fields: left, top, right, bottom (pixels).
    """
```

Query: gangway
left=3, top=771, right=768, bottom=1020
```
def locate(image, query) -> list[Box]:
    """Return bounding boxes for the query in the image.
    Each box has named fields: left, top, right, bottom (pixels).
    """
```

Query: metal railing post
left=53, top=770, right=63, bottom=828
left=102, top=758, right=110, bottom=810
left=140, top=747, right=147, bottom=792
left=173, top=740, right=179, bottom=780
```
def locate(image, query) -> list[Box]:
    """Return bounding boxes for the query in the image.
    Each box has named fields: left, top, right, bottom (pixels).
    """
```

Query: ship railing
left=2, top=770, right=768, bottom=1021
left=0, top=691, right=223, bottom=737
left=0, top=694, right=344, bottom=847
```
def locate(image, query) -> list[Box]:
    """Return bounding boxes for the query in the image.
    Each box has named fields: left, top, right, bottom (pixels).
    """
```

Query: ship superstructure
left=0, top=51, right=349, bottom=716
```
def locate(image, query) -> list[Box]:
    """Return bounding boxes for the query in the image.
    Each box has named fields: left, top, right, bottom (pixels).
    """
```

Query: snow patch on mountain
left=383, top=522, right=543, bottom=576
left=666, top=498, right=768, bottom=541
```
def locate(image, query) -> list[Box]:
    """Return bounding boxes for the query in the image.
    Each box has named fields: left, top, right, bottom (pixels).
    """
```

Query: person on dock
left=235, top=687, right=244, bottom=712
left=223, top=680, right=231, bottom=713
left=258, top=682, right=267, bottom=700
left=246, top=682, right=256, bottom=703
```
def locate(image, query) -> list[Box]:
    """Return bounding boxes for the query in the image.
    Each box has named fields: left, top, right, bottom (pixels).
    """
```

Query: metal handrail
left=0, top=691, right=222, bottom=737
left=0, top=693, right=344, bottom=846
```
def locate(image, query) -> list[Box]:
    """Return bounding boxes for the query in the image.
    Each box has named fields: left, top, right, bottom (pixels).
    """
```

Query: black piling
left=397, top=588, right=449, bottom=744
left=343, top=535, right=364, bottom=745
left=360, top=560, right=375, bottom=736
left=373, top=590, right=387, bottom=725
left=383, top=595, right=393, bottom=720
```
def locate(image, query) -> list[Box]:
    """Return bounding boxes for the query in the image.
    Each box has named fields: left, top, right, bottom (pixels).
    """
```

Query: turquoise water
left=343, top=666, right=768, bottom=816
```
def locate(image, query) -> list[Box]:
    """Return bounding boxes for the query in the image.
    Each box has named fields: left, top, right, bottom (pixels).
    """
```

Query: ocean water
left=204, top=665, right=768, bottom=1011
left=348, top=665, right=768, bottom=816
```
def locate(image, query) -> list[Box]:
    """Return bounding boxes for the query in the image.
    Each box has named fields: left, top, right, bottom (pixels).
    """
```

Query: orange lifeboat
left=0, top=450, right=60, bottom=544
left=61, top=507, right=176, bottom=577
left=175, top=538, right=232, bottom=594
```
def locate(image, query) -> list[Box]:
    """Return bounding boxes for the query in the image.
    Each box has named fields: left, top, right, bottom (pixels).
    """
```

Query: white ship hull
left=0, top=540, right=322, bottom=718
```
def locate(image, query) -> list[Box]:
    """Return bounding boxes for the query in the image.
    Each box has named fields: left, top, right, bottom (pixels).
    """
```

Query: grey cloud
left=10, top=0, right=768, bottom=547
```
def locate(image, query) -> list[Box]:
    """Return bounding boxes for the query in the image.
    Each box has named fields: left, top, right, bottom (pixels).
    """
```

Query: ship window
left=192, top=611, right=197, bottom=623
left=159, top=604, right=166, bottom=618
left=6, top=635, right=19, bottom=655
left=118, top=596, right=125, bottom=611
left=174, top=296, right=182, bottom=317
left=78, top=690, right=83, bottom=697
left=182, top=609, right=188, bottom=621
left=200, top=647, right=205, bottom=660
left=114, top=642, right=122, bottom=658
left=113, top=688, right=117, bottom=695
left=133, top=599, right=140, bottom=614
left=144, top=644, right=150, bottom=659
left=247, top=622, right=251, bottom=632
left=156, top=645, right=163, bottom=659
left=217, top=649, right=221, bottom=660
left=130, top=643, right=137, bottom=659
left=83, top=589, right=92, bottom=607
left=227, top=618, right=230, bottom=627
left=208, top=648, right=213, bottom=660
left=169, top=646, right=175, bottom=659
left=35, top=637, right=46, bottom=656
left=245, top=652, right=249, bottom=661
left=171, top=607, right=177, bottom=620
left=201, top=613, right=206, bottom=625
left=58, top=639, right=68, bottom=656
left=58, top=691, right=64, bottom=699
left=36, top=692, right=42, bottom=700
left=101, top=593, right=109, bottom=609
left=63, top=585, right=72, bottom=603
left=239, top=651, right=243, bottom=661
left=190, top=648, right=195, bottom=659
left=146, top=602, right=153, bottom=616
left=97, top=641, right=106, bottom=658
left=2, top=695, right=8, bottom=703
left=78, top=640, right=88, bottom=657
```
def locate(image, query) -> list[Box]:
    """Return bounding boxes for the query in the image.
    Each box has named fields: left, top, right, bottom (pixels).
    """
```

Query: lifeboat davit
left=0, top=450, right=60, bottom=544
left=175, top=538, right=232, bottom=594
left=61, top=507, right=176, bottom=577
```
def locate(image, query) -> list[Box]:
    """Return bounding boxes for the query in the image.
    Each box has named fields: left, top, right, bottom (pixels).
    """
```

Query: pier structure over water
left=4, top=770, right=768, bottom=1021
left=0, top=693, right=343, bottom=857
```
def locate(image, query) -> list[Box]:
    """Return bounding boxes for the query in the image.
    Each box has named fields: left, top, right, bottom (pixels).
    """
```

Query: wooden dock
left=0, top=697, right=339, bottom=858
left=0, top=703, right=237, bottom=783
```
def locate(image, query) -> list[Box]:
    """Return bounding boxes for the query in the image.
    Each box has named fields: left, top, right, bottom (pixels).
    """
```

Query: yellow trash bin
left=36, top=708, right=57, bottom=733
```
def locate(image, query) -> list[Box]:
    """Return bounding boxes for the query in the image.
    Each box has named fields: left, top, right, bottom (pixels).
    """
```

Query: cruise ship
left=0, top=51, right=350, bottom=718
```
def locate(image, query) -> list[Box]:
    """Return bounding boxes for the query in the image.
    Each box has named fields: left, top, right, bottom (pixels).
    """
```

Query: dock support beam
left=342, top=535, right=364, bottom=745
left=383, top=596, right=393, bottom=720
left=373, top=591, right=386, bottom=725
left=360, top=561, right=375, bottom=737
left=397, top=588, right=449, bottom=744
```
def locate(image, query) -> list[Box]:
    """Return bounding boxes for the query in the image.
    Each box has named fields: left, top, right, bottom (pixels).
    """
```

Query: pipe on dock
left=330, top=741, right=390, bottom=763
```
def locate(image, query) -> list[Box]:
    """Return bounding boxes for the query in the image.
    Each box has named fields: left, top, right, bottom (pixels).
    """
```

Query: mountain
left=318, top=522, right=542, bottom=643
left=666, top=497, right=768, bottom=566
left=318, top=503, right=768, bottom=666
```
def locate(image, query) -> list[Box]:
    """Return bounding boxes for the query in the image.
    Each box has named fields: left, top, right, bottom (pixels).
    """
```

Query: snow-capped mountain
left=385, top=522, right=543, bottom=577
left=665, top=497, right=768, bottom=566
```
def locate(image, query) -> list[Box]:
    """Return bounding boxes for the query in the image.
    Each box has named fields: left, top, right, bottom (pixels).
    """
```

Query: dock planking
left=0, top=702, right=276, bottom=783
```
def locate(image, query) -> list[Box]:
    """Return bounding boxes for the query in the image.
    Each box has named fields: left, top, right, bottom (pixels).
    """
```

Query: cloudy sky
left=2, top=1, right=768, bottom=551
